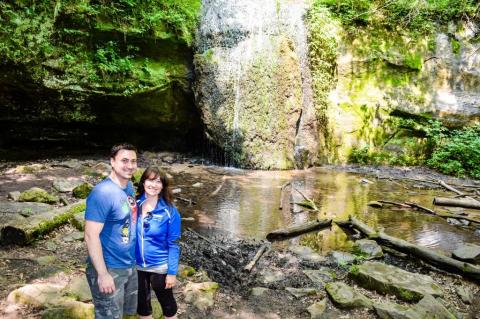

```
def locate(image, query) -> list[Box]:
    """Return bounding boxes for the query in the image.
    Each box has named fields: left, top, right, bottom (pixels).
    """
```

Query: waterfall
left=194, top=0, right=318, bottom=168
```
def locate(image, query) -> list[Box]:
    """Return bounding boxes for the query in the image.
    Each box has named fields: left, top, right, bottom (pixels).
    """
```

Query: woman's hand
left=165, top=274, right=176, bottom=289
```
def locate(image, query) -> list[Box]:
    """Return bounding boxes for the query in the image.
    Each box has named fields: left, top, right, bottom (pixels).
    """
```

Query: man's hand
left=98, top=272, right=116, bottom=294
left=165, top=275, right=176, bottom=289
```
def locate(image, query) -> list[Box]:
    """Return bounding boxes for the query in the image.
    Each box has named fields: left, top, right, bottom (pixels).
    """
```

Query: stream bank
left=0, top=153, right=479, bottom=318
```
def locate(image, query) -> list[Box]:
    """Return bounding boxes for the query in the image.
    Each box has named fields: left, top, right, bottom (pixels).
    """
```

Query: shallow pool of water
left=190, top=167, right=480, bottom=255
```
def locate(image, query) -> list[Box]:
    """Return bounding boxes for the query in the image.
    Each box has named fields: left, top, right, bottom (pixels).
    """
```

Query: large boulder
left=303, top=268, right=336, bottom=287
left=7, top=282, right=94, bottom=319
left=353, top=239, right=384, bottom=259
left=7, top=283, right=65, bottom=307
left=452, top=243, right=480, bottom=263
left=53, top=178, right=84, bottom=193
left=289, top=245, right=327, bottom=263
left=325, top=282, right=373, bottom=309
left=0, top=201, right=86, bottom=245
left=307, top=299, right=327, bottom=319
left=351, top=261, right=443, bottom=301
left=183, top=281, right=219, bottom=311
left=63, top=276, right=92, bottom=302
left=0, top=201, right=51, bottom=224
left=18, top=187, right=59, bottom=204
left=72, top=183, right=93, bottom=199
left=374, top=294, right=456, bottom=319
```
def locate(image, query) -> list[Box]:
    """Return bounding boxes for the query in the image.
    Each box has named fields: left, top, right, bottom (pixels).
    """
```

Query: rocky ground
left=0, top=153, right=479, bottom=318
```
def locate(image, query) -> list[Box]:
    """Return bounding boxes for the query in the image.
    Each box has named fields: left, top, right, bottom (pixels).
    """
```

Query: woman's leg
left=150, top=273, right=178, bottom=318
left=137, top=270, right=154, bottom=319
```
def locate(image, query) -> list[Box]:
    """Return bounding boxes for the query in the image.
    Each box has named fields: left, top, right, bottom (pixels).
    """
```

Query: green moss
left=397, top=288, right=419, bottom=302
left=315, top=0, right=478, bottom=36
left=29, top=203, right=86, bottom=244
left=451, top=38, right=461, bottom=54
left=404, top=53, right=423, bottom=71
left=0, top=0, right=200, bottom=103
left=18, top=188, right=59, bottom=204
left=306, top=5, right=340, bottom=161
left=349, top=265, right=360, bottom=276
left=72, top=183, right=93, bottom=199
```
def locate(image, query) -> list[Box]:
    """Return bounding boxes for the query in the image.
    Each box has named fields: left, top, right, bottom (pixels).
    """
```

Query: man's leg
left=86, top=264, right=123, bottom=319
left=123, top=267, right=138, bottom=316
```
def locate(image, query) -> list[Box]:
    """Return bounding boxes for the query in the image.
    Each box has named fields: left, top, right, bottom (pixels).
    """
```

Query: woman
left=136, top=167, right=181, bottom=319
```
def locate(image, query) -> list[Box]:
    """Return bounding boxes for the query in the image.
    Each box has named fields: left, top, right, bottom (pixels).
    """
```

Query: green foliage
left=0, top=0, right=200, bottom=95
left=92, top=0, right=201, bottom=45
left=94, top=41, right=133, bottom=79
left=307, top=4, right=339, bottom=154
left=426, top=122, right=480, bottom=178
left=315, top=0, right=479, bottom=35
left=348, top=145, right=420, bottom=166
left=451, top=38, right=461, bottom=54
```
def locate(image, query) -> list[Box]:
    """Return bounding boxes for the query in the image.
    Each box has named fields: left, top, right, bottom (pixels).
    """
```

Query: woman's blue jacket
left=135, top=194, right=181, bottom=275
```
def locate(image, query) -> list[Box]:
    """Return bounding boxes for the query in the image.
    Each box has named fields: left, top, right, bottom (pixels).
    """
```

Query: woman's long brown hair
left=136, top=167, right=174, bottom=205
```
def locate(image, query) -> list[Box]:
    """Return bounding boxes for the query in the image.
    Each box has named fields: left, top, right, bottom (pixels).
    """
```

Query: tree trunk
left=336, top=216, right=480, bottom=282
left=266, top=219, right=331, bottom=241
left=433, top=197, right=480, bottom=209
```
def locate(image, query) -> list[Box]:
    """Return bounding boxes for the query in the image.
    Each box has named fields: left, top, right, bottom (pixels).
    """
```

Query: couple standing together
left=84, top=143, right=181, bottom=319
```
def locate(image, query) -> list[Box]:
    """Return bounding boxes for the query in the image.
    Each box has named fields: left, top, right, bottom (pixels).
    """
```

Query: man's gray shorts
left=86, top=263, right=138, bottom=319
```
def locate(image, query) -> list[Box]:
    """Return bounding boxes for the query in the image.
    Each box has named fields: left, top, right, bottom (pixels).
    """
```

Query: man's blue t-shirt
left=85, top=177, right=137, bottom=268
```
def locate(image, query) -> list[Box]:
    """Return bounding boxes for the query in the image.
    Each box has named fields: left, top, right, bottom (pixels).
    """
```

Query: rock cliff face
left=0, top=1, right=202, bottom=150
left=195, top=0, right=480, bottom=167
left=2, top=1, right=479, bottom=166
left=329, top=20, right=480, bottom=161
left=194, top=0, right=316, bottom=169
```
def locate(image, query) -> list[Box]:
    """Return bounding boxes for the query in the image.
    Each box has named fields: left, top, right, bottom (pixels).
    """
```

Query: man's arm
left=84, top=220, right=115, bottom=294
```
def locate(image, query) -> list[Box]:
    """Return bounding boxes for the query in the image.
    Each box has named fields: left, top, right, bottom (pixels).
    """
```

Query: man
left=85, top=143, right=138, bottom=319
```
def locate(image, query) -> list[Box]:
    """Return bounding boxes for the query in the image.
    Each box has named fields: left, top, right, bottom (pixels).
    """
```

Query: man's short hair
left=110, top=143, right=137, bottom=159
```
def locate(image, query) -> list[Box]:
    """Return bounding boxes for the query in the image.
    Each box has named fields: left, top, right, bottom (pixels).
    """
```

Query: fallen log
left=336, top=216, right=480, bottom=282
left=292, top=187, right=318, bottom=211
left=279, top=182, right=291, bottom=210
left=210, top=176, right=227, bottom=197
left=243, top=243, right=269, bottom=272
left=438, top=180, right=465, bottom=196
left=378, top=200, right=411, bottom=208
left=396, top=201, right=480, bottom=225
left=175, top=196, right=197, bottom=205
left=433, top=197, right=480, bottom=210
left=266, top=219, right=332, bottom=241
left=0, top=201, right=86, bottom=245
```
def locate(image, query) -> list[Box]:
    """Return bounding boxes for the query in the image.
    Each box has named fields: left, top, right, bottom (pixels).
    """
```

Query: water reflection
left=195, top=168, right=480, bottom=255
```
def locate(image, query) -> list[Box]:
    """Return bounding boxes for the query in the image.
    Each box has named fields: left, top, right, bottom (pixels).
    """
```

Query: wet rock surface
left=452, top=243, right=480, bottom=263
left=352, top=261, right=444, bottom=301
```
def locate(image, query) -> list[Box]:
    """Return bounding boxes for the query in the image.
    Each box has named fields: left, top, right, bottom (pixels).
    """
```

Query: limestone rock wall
left=194, top=0, right=315, bottom=169
left=327, top=21, right=480, bottom=162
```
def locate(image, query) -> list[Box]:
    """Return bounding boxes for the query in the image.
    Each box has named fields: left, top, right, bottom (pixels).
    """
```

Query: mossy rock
left=18, top=187, right=59, bottom=204
left=72, top=183, right=93, bottom=199
left=42, top=300, right=94, bottom=319
left=325, top=282, right=373, bottom=309
left=178, top=264, right=196, bottom=279
left=70, top=211, right=85, bottom=231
